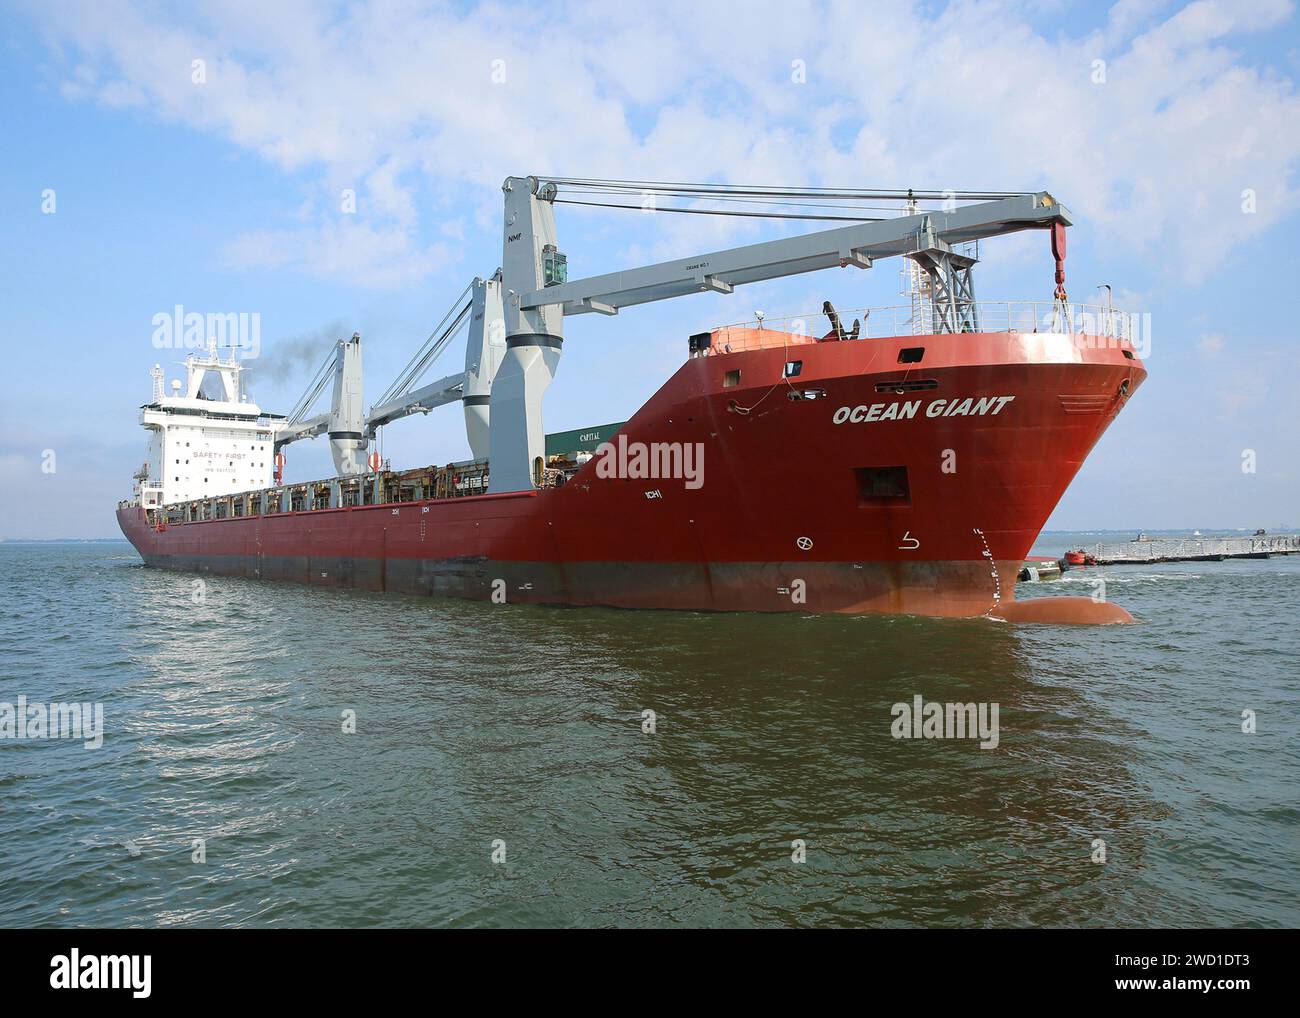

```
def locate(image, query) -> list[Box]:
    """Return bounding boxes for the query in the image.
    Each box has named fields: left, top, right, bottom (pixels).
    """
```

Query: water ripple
left=0, top=542, right=1296, bottom=927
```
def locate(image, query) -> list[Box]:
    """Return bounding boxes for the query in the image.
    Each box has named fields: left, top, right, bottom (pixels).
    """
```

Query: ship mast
left=901, top=192, right=932, bottom=336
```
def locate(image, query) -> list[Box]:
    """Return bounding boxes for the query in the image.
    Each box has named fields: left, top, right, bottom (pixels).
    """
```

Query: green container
left=545, top=421, right=625, bottom=458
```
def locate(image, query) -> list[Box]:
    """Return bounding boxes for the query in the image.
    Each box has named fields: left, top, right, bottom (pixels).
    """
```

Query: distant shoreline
left=0, top=538, right=133, bottom=544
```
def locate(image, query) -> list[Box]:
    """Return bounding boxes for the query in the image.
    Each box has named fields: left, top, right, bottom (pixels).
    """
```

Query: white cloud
left=222, top=218, right=448, bottom=288
left=23, top=0, right=1300, bottom=286
left=1197, top=331, right=1226, bottom=356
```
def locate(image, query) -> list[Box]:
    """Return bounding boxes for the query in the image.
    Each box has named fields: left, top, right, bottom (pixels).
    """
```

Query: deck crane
left=487, top=176, right=1072, bottom=492
left=270, top=275, right=506, bottom=478
left=273, top=332, right=366, bottom=476
left=269, top=178, right=1072, bottom=493
left=364, top=274, right=505, bottom=460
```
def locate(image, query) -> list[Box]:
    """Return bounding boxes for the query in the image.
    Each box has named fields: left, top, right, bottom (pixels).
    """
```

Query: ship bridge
left=134, top=340, right=282, bottom=508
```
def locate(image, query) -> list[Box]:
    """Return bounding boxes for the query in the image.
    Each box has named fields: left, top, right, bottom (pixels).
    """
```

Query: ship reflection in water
left=1, top=542, right=1296, bottom=928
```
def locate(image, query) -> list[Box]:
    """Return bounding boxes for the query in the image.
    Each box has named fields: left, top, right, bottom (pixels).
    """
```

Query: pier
left=1020, top=534, right=1300, bottom=581
left=1077, top=534, right=1300, bottom=566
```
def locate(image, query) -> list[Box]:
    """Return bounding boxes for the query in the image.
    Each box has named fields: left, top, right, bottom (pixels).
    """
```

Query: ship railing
left=702, top=301, right=1146, bottom=354
left=153, top=460, right=496, bottom=522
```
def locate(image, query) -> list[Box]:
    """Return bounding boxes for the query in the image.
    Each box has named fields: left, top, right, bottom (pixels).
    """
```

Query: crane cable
left=286, top=345, right=339, bottom=425
left=554, top=198, right=881, bottom=222
left=540, top=178, right=1032, bottom=225
left=541, top=177, right=1028, bottom=202
left=375, top=283, right=474, bottom=407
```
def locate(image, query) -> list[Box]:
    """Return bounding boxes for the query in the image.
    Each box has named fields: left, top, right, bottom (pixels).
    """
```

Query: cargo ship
left=118, top=177, right=1146, bottom=622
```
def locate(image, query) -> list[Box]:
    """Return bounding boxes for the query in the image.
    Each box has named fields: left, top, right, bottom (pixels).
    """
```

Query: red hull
left=118, top=331, right=1144, bottom=617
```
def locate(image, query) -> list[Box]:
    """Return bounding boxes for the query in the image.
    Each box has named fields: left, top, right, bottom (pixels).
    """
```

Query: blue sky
left=1, top=0, right=1298, bottom=538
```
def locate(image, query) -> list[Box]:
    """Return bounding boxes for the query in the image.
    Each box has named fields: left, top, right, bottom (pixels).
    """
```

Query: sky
left=0, top=0, right=1297, bottom=539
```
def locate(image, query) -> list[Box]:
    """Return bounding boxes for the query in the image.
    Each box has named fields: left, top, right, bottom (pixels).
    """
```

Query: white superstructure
left=131, top=340, right=282, bottom=508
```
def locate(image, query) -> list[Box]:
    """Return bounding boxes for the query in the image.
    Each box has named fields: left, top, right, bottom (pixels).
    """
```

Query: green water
left=0, top=538, right=1296, bottom=927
